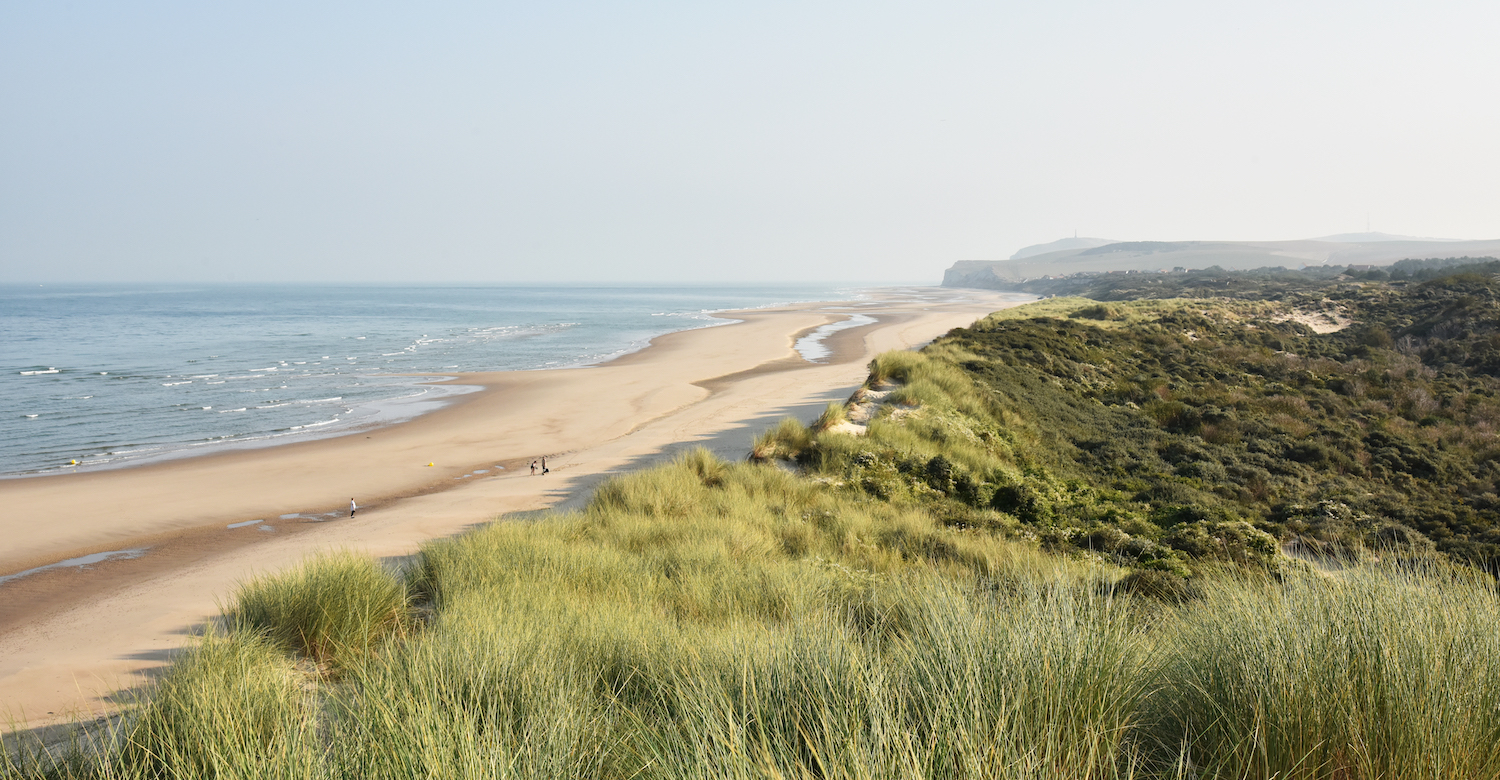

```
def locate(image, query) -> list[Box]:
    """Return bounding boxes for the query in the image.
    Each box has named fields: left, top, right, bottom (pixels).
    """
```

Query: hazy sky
left=3, top=1, right=1498, bottom=284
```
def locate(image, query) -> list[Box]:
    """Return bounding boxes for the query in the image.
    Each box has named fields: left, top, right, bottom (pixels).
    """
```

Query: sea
left=2, top=283, right=870, bottom=477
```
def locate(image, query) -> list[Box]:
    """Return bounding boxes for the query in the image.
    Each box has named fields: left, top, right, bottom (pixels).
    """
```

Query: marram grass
left=229, top=550, right=409, bottom=671
left=9, top=451, right=1500, bottom=779
left=1151, top=564, right=1500, bottom=779
left=117, top=630, right=319, bottom=779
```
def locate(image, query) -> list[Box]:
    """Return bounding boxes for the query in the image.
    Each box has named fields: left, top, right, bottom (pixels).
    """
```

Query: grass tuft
left=229, top=551, right=409, bottom=671
left=810, top=401, right=847, bottom=432
left=750, top=418, right=813, bottom=461
left=120, top=630, right=317, bottom=778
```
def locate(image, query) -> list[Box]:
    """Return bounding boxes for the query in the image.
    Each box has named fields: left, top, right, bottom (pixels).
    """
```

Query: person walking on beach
left=349, top=498, right=357, bottom=518
left=531, top=460, right=537, bottom=475
left=542, top=456, right=549, bottom=475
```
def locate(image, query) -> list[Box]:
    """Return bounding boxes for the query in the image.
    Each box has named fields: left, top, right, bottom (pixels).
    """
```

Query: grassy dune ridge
left=10, top=291, right=1500, bottom=778
left=770, top=276, right=1500, bottom=572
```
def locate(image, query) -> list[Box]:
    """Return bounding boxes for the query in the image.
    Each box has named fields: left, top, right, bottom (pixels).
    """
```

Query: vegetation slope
left=924, top=260, right=1500, bottom=571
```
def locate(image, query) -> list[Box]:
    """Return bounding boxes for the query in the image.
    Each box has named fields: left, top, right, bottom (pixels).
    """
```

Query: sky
left=3, top=1, right=1498, bottom=284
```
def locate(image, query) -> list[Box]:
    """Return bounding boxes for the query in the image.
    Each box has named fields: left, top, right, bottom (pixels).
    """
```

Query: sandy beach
left=0, top=287, right=1025, bottom=728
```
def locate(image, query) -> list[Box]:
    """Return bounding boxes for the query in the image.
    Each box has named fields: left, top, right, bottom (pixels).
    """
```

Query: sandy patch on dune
left=1262, top=299, right=1352, bottom=334
left=1283, top=309, right=1353, bottom=334
left=822, top=381, right=909, bottom=436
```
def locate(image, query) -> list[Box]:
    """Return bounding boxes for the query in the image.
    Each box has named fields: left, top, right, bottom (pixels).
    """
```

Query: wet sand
left=0, top=286, right=1026, bottom=728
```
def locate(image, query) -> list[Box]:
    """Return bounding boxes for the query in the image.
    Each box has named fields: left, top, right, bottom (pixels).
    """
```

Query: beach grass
left=1150, top=564, right=1500, bottom=779
left=750, top=417, right=813, bottom=462
left=10, top=450, right=1500, bottom=778
left=810, top=400, right=847, bottom=432
left=228, top=551, right=410, bottom=671
left=117, top=630, right=318, bottom=779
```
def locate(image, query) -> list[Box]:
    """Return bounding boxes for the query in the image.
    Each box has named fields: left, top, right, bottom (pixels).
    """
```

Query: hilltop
left=1009, top=236, right=1119, bottom=259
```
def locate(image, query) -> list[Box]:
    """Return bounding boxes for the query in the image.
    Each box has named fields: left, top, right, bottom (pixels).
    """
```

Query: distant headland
left=944, top=234, right=1500, bottom=287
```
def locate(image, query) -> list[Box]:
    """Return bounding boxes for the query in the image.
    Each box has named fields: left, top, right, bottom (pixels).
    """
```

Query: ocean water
left=2, top=284, right=859, bottom=477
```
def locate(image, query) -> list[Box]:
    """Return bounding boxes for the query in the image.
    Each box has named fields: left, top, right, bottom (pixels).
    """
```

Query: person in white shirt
left=350, top=498, right=357, bottom=518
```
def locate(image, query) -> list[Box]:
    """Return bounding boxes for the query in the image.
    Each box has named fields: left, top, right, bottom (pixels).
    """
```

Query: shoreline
left=2, top=292, right=854, bottom=482
left=0, top=298, right=899, bottom=577
left=0, top=286, right=1029, bottom=729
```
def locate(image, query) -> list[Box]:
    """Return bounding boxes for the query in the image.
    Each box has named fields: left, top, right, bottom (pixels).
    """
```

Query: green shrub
left=1161, top=519, right=1279, bottom=568
left=1071, top=303, right=1125, bottom=321
left=990, top=481, right=1057, bottom=525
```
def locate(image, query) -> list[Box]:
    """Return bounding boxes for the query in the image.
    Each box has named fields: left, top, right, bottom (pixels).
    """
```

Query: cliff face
left=941, top=261, right=1009, bottom=289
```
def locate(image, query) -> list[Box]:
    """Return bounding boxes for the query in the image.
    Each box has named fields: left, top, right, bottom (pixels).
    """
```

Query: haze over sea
left=3, top=283, right=861, bottom=477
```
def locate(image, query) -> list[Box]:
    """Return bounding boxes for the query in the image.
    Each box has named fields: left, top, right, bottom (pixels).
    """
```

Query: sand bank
left=0, top=287, right=1027, bottom=728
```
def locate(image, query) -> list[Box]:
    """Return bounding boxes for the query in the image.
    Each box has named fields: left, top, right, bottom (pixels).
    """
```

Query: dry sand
left=0, top=287, right=1026, bottom=729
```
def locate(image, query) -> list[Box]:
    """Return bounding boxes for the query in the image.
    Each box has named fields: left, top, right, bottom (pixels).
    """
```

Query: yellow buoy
left=69, top=459, right=78, bottom=466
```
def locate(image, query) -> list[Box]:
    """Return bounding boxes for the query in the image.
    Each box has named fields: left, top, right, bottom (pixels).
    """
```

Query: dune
left=0, top=286, right=1026, bottom=729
